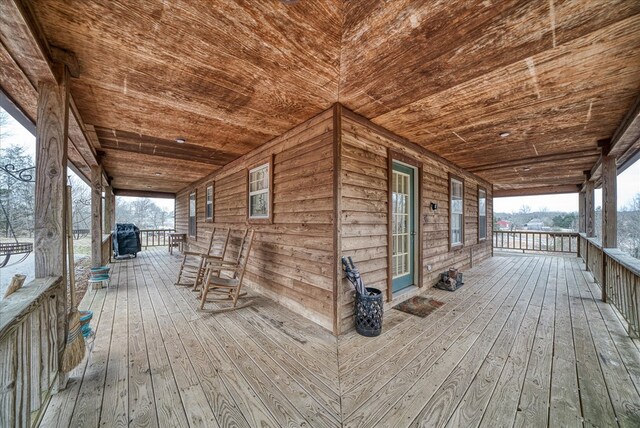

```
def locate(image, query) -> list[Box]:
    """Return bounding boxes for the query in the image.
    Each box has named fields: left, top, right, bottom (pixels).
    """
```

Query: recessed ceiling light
left=175, top=138, right=186, bottom=144
left=146, top=185, right=152, bottom=188
left=523, top=167, right=531, bottom=171
left=155, top=172, right=162, bottom=176
left=499, top=132, right=510, bottom=138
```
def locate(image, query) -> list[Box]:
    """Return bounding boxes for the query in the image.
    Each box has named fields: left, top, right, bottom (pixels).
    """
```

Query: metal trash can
left=355, top=287, right=383, bottom=337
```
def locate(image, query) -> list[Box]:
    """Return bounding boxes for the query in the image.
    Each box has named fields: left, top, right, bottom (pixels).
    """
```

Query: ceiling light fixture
left=499, top=132, right=510, bottom=138
left=155, top=172, right=162, bottom=176
left=175, top=138, right=186, bottom=144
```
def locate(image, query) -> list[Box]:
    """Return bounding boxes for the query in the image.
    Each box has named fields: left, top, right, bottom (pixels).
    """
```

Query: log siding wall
left=175, top=105, right=493, bottom=334
left=338, top=110, right=493, bottom=333
left=176, top=109, right=336, bottom=330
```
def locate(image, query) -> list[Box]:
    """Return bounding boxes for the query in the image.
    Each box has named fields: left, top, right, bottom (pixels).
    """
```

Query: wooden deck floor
left=41, top=249, right=640, bottom=427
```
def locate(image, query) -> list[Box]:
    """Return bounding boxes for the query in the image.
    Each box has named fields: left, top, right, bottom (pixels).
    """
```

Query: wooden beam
left=104, top=185, right=115, bottom=234
left=589, top=95, right=640, bottom=183
left=33, top=64, right=70, bottom=385
left=113, top=189, right=176, bottom=199
left=493, top=184, right=579, bottom=197
left=91, top=165, right=103, bottom=268
left=585, top=181, right=595, bottom=238
left=468, top=149, right=600, bottom=173
left=578, top=191, right=586, bottom=234
left=602, top=155, right=617, bottom=248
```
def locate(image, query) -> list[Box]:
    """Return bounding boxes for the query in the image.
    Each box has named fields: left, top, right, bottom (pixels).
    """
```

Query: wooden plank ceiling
left=3, top=0, right=640, bottom=195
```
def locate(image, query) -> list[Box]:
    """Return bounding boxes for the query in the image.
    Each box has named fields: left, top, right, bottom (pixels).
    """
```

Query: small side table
left=168, top=232, right=186, bottom=255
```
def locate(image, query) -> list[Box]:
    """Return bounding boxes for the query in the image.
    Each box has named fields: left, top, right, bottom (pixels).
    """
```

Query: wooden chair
left=175, top=227, right=230, bottom=290
left=199, top=229, right=254, bottom=310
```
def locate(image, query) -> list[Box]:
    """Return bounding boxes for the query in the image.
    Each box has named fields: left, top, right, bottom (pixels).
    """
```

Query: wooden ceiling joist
left=468, top=149, right=601, bottom=173
left=494, top=184, right=581, bottom=198
left=113, top=189, right=175, bottom=199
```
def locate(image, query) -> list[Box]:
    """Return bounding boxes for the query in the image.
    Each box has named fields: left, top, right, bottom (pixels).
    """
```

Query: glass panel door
left=392, top=163, right=415, bottom=292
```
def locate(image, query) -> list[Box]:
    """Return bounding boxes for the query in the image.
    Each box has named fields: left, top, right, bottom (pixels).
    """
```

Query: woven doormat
left=394, top=296, right=445, bottom=318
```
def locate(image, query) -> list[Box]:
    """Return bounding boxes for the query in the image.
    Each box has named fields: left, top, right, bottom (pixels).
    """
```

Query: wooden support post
left=34, top=65, right=70, bottom=390
left=578, top=191, right=586, bottom=233
left=104, top=185, right=115, bottom=234
left=91, top=165, right=103, bottom=268
left=600, top=155, right=617, bottom=303
left=585, top=181, right=595, bottom=238
left=602, top=155, right=617, bottom=248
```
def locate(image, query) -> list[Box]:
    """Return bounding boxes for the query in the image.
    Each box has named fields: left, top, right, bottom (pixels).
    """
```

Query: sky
left=2, top=106, right=638, bottom=214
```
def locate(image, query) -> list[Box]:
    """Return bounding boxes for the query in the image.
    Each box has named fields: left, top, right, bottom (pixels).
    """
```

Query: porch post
left=34, top=65, right=70, bottom=387
left=578, top=190, right=586, bottom=233
left=602, top=155, right=617, bottom=248
left=104, top=185, right=115, bottom=234
left=91, top=165, right=103, bottom=268
left=585, top=181, right=595, bottom=238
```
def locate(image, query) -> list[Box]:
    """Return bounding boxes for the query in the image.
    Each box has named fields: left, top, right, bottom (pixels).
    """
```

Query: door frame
left=387, top=149, right=423, bottom=302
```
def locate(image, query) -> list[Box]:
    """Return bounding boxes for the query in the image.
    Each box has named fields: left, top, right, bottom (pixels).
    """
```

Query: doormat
left=394, top=296, right=445, bottom=318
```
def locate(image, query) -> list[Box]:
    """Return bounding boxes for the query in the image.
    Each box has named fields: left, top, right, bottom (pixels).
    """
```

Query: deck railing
left=139, top=229, right=174, bottom=248
left=0, top=277, right=64, bottom=427
left=493, top=231, right=579, bottom=253
left=578, top=234, right=640, bottom=338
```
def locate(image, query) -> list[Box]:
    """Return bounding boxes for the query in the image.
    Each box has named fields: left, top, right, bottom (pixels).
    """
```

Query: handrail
left=578, top=234, right=640, bottom=338
left=493, top=230, right=578, bottom=254
left=0, top=276, right=64, bottom=427
left=139, top=228, right=175, bottom=248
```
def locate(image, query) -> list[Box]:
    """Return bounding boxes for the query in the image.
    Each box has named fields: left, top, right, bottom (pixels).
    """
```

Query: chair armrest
left=201, top=254, right=224, bottom=260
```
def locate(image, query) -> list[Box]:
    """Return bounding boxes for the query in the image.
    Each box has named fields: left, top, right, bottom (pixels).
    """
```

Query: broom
left=61, top=184, right=85, bottom=372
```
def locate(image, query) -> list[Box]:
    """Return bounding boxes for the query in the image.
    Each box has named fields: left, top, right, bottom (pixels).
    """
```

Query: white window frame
left=205, top=183, right=214, bottom=222
left=188, top=190, right=197, bottom=238
left=478, top=187, right=487, bottom=241
left=450, top=175, right=464, bottom=248
left=248, top=163, right=270, bottom=219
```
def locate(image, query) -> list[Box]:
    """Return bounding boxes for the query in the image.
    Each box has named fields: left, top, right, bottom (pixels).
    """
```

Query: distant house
left=526, top=218, right=545, bottom=231
left=496, top=220, right=512, bottom=230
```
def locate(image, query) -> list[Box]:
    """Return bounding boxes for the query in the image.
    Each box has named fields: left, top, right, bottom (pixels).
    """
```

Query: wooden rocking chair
left=175, top=227, right=230, bottom=291
left=199, top=229, right=254, bottom=310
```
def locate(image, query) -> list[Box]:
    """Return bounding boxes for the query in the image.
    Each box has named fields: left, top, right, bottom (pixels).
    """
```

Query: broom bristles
left=61, top=310, right=86, bottom=372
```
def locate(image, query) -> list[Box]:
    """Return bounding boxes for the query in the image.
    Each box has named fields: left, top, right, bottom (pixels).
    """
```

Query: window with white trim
left=478, top=187, right=487, bottom=241
left=450, top=176, right=464, bottom=247
left=188, top=190, right=196, bottom=238
left=248, top=163, right=269, bottom=218
left=205, top=183, right=214, bottom=221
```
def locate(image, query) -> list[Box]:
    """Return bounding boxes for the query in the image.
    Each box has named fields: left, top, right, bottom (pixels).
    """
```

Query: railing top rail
left=603, top=248, right=640, bottom=277
left=494, top=230, right=579, bottom=236
left=0, top=276, right=62, bottom=340
left=578, top=233, right=603, bottom=248
left=138, top=229, right=175, bottom=232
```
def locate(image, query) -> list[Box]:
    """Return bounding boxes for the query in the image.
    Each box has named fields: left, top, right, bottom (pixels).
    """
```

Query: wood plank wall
left=338, top=110, right=493, bottom=333
left=176, top=109, right=335, bottom=331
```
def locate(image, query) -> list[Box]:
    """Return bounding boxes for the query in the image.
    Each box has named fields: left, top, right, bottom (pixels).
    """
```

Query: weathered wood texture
left=103, top=186, right=114, bottom=234
left=585, top=180, right=595, bottom=237
left=0, top=277, right=63, bottom=428
left=579, top=190, right=586, bottom=233
left=341, top=2, right=640, bottom=193
left=38, top=250, right=640, bottom=427
left=602, top=155, right=617, bottom=248
left=91, top=165, right=103, bottom=268
left=8, top=1, right=636, bottom=195
left=338, top=110, right=493, bottom=332
left=176, top=109, right=336, bottom=330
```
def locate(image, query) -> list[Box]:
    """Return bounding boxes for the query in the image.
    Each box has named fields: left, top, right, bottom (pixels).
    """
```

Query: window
left=248, top=162, right=270, bottom=219
left=205, top=183, right=214, bottom=222
left=188, top=190, right=196, bottom=238
left=478, top=187, right=487, bottom=241
left=450, top=175, right=464, bottom=248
